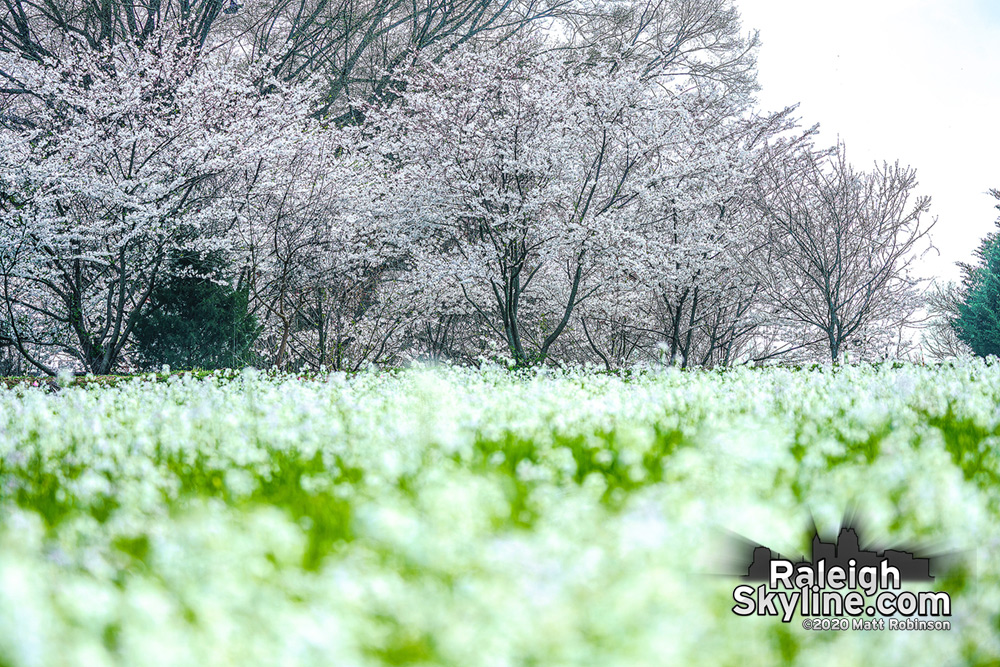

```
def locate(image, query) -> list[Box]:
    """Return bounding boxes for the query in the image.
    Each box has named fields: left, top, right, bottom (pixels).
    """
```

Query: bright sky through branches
left=737, top=0, right=1000, bottom=283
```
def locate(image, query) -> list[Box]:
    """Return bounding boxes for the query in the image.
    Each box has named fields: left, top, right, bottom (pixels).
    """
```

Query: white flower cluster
left=1, top=362, right=998, bottom=665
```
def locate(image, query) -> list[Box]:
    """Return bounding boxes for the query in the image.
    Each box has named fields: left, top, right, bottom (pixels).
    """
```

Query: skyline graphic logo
left=726, top=518, right=956, bottom=631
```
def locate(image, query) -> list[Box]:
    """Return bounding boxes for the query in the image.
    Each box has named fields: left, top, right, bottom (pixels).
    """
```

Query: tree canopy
left=953, top=190, right=1000, bottom=358
left=0, top=0, right=939, bottom=373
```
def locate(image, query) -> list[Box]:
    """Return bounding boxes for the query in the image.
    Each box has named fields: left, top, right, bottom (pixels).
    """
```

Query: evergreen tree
left=131, top=254, right=259, bottom=371
left=953, top=190, right=1000, bottom=357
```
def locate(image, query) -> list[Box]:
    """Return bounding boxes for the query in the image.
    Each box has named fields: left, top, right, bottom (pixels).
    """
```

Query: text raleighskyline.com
left=732, top=558, right=952, bottom=623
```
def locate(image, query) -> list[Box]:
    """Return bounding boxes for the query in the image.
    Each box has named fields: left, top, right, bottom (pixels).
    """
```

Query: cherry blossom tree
left=356, top=34, right=765, bottom=366
left=0, top=30, right=315, bottom=374
left=623, top=107, right=816, bottom=368
left=231, top=136, right=417, bottom=371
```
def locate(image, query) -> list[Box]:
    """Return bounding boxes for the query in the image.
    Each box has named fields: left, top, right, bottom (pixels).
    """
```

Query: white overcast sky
left=736, top=0, right=1000, bottom=283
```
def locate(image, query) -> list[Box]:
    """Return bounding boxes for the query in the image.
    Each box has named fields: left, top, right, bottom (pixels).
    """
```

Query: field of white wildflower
left=1, top=362, right=998, bottom=666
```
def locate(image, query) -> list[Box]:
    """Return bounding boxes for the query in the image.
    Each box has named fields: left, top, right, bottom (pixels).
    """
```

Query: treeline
left=0, top=0, right=935, bottom=374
